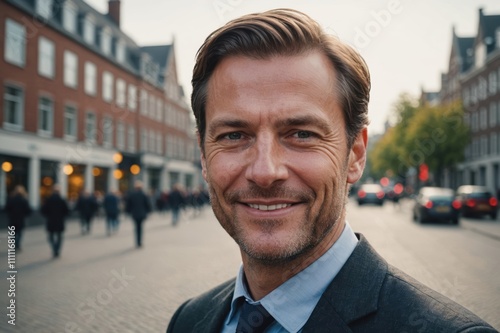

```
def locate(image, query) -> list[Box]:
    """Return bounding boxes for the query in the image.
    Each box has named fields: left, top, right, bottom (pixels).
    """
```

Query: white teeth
left=248, top=203, right=292, bottom=211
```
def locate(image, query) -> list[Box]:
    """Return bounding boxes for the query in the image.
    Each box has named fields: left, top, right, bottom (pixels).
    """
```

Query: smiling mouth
left=247, top=203, right=293, bottom=211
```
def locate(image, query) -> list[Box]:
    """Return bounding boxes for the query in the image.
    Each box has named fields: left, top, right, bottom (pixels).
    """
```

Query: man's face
left=202, top=51, right=366, bottom=262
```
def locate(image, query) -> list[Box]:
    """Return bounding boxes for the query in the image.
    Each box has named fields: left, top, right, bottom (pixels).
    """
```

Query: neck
left=242, top=217, right=346, bottom=301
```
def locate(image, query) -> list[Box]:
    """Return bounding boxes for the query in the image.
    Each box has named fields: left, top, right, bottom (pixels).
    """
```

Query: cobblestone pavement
left=1, top=199, right=499, bottom=332
left=0, top=208, right=241, bottom=333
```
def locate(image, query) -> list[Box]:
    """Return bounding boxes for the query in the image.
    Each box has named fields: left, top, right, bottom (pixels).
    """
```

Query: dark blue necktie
left=236, top=301, right=275, bottom=333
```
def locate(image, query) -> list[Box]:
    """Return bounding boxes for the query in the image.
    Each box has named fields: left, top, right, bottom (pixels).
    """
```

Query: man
left=103, top=189, right=121, bottom=236
left=126, top=180, right=152, bottom=247
left=41, top=184, right=69, bottom=258
left=75, top=190, right=98, bottom=235
left=167, top=9, right=497, bottom=333
left=168, top=183, right=185, bottom=226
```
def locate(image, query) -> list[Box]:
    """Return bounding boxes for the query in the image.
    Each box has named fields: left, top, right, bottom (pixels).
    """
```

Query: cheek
left=206, top=154, right=244, bottom=190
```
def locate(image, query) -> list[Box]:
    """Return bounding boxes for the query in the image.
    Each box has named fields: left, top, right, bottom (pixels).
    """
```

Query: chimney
left=108, top=0, right=121, bottom=27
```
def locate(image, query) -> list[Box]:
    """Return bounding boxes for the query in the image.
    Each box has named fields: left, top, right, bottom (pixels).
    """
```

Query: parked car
left=412, top=187, right=461, bottom=224
left=357, top=184, right=385, bottom=206
left=455, top=185, right=497, bottom=219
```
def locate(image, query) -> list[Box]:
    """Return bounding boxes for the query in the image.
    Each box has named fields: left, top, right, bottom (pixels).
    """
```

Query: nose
left=245, top=134, right=288, bottom=188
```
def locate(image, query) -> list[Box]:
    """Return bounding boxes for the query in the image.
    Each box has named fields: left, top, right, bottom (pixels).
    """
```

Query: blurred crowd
left=4, top=183, right=210, bottom=258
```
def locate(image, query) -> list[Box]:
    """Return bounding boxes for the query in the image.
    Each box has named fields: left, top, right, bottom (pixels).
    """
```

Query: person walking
left=41, top=184, right=69, bottom=258
left=103, top=190, right=121, bottom=236
left=75, top=190, right=98, bottom=235
left=125, top=181, right=152, bottom=248
left=5, top=185, right=32, bottom=251
left=168, top=183, right=185, bottom=227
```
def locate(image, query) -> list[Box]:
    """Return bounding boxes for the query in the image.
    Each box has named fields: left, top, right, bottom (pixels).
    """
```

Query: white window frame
left=84, top=61, right=97, bottom=96
left=128, top=85, right=137, bottom=111
left=489, top=71, right=498, bottom=96
left=4, top=19, right=26, bottom=67
left=63, top=50, right=78, bottom=88
left=100, top=27, right=112, bottom=56
left=149, top=131, right=155, bottom=153
left=85, top=112, right=97, bottom=144
left=128, top=125, right=136, bottom=152
left=38, top=96, right=53, bottom=137
left=480, top=108, right=488, bottom=130
left=102, top=116, right=113, bottom=148
left=156, top=132, right=162, bottom=154
left=141, top=128, right=148, bottom=151
left=102, top=71, right=114, bottom=103
left=149, top=95, right=156, bottom=119
left=64, top=105, right=77, bottom=141
left=3, top=85, right=24, bottom=131
left=116, top=78, right=126, bottom=108
left=116, top=121, right=125, bottom=150
left=62, top=1, right=77, bottom=33
left=140, top=90, right=148, bottom=115
left=491, top=133, right=498, bottom=156
left=83, top=15, right=96, bottom=45
left=36, top=0, right=53, bottom=19
left=156, top=99, right=163, bottom=121
left=116, top=39, right=126, bottom=64
left=38, top=36, right=55, bottom=78
left=490, top=102, right=497, bottom=128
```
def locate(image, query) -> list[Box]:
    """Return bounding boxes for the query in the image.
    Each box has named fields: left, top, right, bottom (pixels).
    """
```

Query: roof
left=140, top=45, right=173, bottom=72
left=456, top=36, right=474, bottom=72
left=478, top=9, right=500, bottom=53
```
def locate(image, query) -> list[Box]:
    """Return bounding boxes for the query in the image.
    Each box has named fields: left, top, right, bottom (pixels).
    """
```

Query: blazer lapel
left=193, top=279, right=235, bottom=333
left=303, top=234, right=387, bottom=333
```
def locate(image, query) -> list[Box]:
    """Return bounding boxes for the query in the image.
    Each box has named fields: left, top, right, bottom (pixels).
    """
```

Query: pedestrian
left=75, top=190, right=98, bottom=235
left=167, top=9, right=496, bottom=332
left=103, top=189, right=121, bottom=236
left=5, top=185, right=32, bottom=251
left=41, top=184, right=69, bottom=258
left=125, top=180, right=152, bottom=248
left=168, top=183, right=185, bottom=226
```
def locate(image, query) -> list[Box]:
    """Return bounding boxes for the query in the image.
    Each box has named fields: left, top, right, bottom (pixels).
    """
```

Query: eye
left=293, top=131, right=313, bottom=139
left=225, top=132, right=242, bottom=140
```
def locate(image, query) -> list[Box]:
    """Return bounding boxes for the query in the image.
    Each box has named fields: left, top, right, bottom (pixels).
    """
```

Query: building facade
left=457, top=8, right=500, bottom=194
left=0, top=0, right=200, bottom=210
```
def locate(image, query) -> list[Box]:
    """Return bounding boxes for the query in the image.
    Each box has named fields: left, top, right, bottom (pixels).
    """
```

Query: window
left=3, top=85, right=24, bottom=131
left=64, top=105, right=77, bottom=140
left=491, top=133, right=498, bottom=155
left=83, top=16, right=95, bottom=45
left=38, top=37, right=55, bottom=78
left=149, top=95, right=155, bottom=119
left=481, top=136, right=488, bottom=156
left=471, top=112, right=479, bottom=132
left=166, top=135, right=174, bottom=158
left=490, top=103, right=497, bottom=128
left=128, top=125, right=136, bottom=152
left=479, top=77, right=487, bottom=101
left=116, top=39, right=126, bottom=64
left=489, top=72, right=498, bottom=96
left=62, top=1, right=77, bottom=33
left=149, top=131, right=155, bottom=152
left=128, top=85, right=137, bottom=111
left=480, top=108, right=487, bottom=130
left=84, top=62, right=97, bottom=96
left=156, top=99, right=163, bottom=121
left=38, top=97, right=53, bottom=136
left=102, top=116, right=113, bottom=148
left=100, top=27, right=112, bottom=56
left=36, top=0, right=52, bottom=19
left=141, top=128, right=148, bottom=151
left=156, top=133, right=162, bottom=154
left=64, top=50, right=78, bottom=88
left=140, top=90, right=148, bottom=115
left=116, top=78, right=126, bottom=107
left=102, top=71, right=114, bottom=102
left=4, top=19, right=26, bottom=67
left=116, top=122, right=125, bottom=149
left=85, top=112, right=97, bottom=143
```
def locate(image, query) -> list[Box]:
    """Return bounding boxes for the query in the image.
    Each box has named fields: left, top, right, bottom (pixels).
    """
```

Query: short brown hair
left=192, top=8, right=370, bottom=149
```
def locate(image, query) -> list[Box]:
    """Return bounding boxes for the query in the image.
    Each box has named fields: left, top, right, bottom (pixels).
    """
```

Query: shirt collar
left=227, top=221, right=358, bottom=332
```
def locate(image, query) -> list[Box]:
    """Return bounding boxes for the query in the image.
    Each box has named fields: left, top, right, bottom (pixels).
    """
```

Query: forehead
left=205, top=52, right=340, bottom=123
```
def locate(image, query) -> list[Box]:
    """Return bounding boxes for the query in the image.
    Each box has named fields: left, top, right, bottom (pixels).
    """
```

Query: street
left=1, top=199, right=499, bottom=332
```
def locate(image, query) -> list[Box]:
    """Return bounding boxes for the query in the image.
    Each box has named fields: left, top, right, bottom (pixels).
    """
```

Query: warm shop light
left=63, top=164, right=74, bottom=175
left=130, top=164, right=140, bottom=175
left=92, top=167, right=101, bottom=176
left=113, top=169, right=123, bottom=179
left=1, top=161, right=13, bottom=172
left=113, top=153, right=123, bottom=164
left=42, top=177, right=53, bottom=186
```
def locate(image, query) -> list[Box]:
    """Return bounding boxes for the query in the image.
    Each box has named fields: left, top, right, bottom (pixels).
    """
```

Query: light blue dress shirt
left=222, top=221, right=358, bottom=333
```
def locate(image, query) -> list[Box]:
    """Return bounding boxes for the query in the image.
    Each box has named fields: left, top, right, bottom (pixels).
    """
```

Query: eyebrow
left=207, top=118, right=251, bottom=137
left=274, top=115, right=332, bottom=133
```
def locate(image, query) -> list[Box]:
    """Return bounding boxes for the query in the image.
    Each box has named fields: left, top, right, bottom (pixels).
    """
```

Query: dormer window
left=36, top=0, right=53, bottom=19
left=101, top=26, right=112, bottom=56
left=116, top=39, right=126, bottom=64
left=496, top=28, right=500, bottom=49
left=475, top=42, right=486, bottom=68
left=83, top=15, right=96, bottom=45
left=63, top=1, right=77, bottom=33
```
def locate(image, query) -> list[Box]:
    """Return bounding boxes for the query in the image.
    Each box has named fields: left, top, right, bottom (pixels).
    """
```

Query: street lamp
left=2, top=161, right=13, bottom=173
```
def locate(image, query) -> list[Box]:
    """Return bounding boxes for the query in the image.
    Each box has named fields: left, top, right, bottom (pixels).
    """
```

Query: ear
left=347, top=127, right=367, bottom=184
left=197, top=131, right=208, bottom=182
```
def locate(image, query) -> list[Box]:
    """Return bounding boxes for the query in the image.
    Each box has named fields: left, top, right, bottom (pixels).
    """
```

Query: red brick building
left=0, top=0, right=199, bottom=209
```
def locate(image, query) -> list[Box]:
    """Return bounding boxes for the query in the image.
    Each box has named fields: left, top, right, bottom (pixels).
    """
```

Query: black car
left=455, top=185, right=498, bottom=219
left=357, top=184, right=385, bottom=206
left=412, top=187, right=461, bottom=224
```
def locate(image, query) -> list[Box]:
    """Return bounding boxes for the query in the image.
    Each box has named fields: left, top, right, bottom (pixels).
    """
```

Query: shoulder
left=167, top=278, right=235, bottom=333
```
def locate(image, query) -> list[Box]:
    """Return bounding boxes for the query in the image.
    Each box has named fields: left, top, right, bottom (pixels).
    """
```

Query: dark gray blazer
left=167, top=234, right=497, bottom=333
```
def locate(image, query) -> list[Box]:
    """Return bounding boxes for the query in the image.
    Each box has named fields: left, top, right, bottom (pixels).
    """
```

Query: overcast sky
left=86, top=0, right=500, bottom=135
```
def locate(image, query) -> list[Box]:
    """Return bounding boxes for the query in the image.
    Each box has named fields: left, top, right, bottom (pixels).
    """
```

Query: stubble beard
left=208, top=181, right=347, bottom=265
